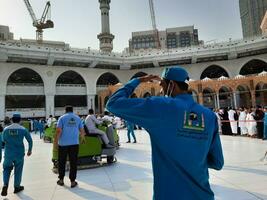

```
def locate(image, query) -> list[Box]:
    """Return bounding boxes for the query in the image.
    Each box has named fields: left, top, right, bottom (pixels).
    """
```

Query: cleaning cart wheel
left=107, top=155, right=114, bottom=164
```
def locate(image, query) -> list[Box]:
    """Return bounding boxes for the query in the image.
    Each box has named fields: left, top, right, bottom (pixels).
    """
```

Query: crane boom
left=149, top=0, right=157, bottom=31
left=40, top=1, right=51, bottom=23
left=23, top=0, right=54, bottom=43
left=23, top=0, right=38, bottom=25
left=148, top=0, right=161, bottom=48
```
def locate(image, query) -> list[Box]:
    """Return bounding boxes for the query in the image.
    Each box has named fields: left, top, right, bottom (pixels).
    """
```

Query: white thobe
left=238, top=111, right=248, bottom=135
left=228, top=109, right=238, bottom=134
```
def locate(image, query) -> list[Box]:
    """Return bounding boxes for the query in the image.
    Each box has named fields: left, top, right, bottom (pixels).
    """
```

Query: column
left=233, top=92, right=237, bottom=109
left=216, top=93, right=220, bottom=109
left=198, top=93, right=203, bottom=105
left=45, top=95, right=54, bottom=119
left=250, top=90, right=256, bottom=107
left=87, top=94, right=95, bottom=111
left=0, top=95, right=5, bottom=121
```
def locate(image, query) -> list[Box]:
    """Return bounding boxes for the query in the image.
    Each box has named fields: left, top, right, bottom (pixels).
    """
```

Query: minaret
left=97, top=0, right=114, bottom=53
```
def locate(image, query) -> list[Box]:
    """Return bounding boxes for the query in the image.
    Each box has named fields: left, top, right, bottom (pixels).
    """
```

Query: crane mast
left=23, top=0, right=54, bottom=43
left=149, top=0, right=161, bottom=49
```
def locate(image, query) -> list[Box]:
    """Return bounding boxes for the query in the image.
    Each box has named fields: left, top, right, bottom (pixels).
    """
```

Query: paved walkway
left=0, top=130, right=267, bottom=200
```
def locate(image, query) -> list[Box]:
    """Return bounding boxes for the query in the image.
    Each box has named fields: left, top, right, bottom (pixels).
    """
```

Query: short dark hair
left=12, top=116, right=21, bottom=123
left=65, top=106, right=73, bottom=113
left=89, top=109, right=94, bottom=114
left=165, top=79, right=188, bottom=91
left=4, top=117, right=11, bottom=125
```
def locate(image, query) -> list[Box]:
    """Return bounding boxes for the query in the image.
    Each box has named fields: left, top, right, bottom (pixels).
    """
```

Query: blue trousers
left=127, top=127, right=136, bottom=142
left=3, top=157, right=24, bottom=187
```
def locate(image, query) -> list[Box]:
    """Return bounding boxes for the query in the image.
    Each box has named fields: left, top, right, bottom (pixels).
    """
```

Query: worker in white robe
left=228, top=108, right=238, bottom=135
left=215, top=109, right=222, bottom=134
left=246, top=110, right=257, bottom=137
left=238, top=108, right=248, bottom=136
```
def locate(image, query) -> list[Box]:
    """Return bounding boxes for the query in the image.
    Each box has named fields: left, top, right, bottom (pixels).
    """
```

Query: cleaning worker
left=106, top=66, right=224, bottom=200
left=1, top=113, right=33, bottom=196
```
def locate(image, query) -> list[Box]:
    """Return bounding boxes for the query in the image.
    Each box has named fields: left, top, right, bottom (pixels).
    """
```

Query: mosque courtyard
left=1, top=130, right=267, bottom=200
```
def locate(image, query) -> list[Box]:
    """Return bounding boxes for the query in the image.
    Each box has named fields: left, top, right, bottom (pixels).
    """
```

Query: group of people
left=215, top=106, right=267, bottom=139
left=6, top=66, right=267, bottom=199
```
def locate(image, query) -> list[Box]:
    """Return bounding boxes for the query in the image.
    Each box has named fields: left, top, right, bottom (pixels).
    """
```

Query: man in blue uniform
left=54, top=106, right=86, bottom=188
left=106, top=67, right=224, bottom=200
left=1, top=113, right=33, bottom=196
left=125, top=121, right=136, bottom=143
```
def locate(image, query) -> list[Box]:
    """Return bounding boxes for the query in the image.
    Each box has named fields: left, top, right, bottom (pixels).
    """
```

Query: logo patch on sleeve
left=183, top=111, right=205, bottom=132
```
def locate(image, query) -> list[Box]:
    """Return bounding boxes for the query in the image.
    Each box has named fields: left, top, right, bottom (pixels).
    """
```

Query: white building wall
left=0, top=49, right=266, bottom=119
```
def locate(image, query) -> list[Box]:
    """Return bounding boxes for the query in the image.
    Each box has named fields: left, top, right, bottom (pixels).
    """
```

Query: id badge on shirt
left=177, top=111, right=208, bottom=140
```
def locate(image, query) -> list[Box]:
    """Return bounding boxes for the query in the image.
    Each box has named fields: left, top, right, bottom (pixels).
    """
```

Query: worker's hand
left=27, top=151, right=32, bottom=156
left=138, top=75, right=162, bottom=83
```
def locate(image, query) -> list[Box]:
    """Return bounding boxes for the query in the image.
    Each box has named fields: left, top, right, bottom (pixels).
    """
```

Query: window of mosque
left=5, top=95, right=45, bottom=108
left=130, top=72, right=148, bottom=79
left=240, top=59, right=267, bottom=75
left=200, top=65, right=229, bottom=79
left=96, top=72, right=119, bottom=86
left=56, top=71, right=85, bottom=85
left=55, top=95, right=87, bottom=107
left=7, top=68, right=43, bottom=85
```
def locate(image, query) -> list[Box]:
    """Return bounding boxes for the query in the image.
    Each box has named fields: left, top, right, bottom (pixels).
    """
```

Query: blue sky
left=0, top=0, right=242, bottom=52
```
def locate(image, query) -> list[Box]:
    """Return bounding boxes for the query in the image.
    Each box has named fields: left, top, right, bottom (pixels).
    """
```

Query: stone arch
left=55, top=70, right=87, bottom=114
left=235, top=84, right=251, bottom=108
left=130, top=72, right=148, bottom=80
left=7, top=67, right=44, bottom=85
left=190, top=89, right=199, bottom=103
left=200, top=65, right=229, bottom=80
left=56, top=70, right=86, bottom=85
left=239, top=59, right=267, bottom=75
left=131, top=93, right=138, bottom=98
left=219, top=86, right=233, bottom=108
left=202, top=87, right=216, bottom=108
left=5, top=68, right=45, bottom=113
left=96, top=72, right=120, bottom=86
left=143, top=92, right=151, bottom=98
left=255, top=82, right=267, bottom=106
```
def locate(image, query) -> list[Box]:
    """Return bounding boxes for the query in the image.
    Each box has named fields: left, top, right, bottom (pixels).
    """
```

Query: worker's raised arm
left=106, top=77, right=164, bottom=130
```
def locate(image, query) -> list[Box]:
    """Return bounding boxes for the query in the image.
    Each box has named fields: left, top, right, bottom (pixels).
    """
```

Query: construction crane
left=149, top=0, right=161, bottom=49
left=23, top=0, right=54, bottom=43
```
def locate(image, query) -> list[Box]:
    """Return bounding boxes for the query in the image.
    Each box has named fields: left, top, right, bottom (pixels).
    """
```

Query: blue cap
left=12, top=113, right=21, bottom=118
left=161, top=67, right=189, bottom=82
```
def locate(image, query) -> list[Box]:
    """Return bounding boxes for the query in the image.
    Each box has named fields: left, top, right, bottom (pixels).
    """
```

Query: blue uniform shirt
left=125, top=121, right=134, bottom=130
left=57, top=112, right=83, bottom=146
left=2, top=123, right=33, bottom=159
left=107, top=78, right=224, bottom=200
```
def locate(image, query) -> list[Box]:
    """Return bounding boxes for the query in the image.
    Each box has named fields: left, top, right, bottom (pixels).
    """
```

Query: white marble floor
left=0, top=130, right=267, bottom=200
